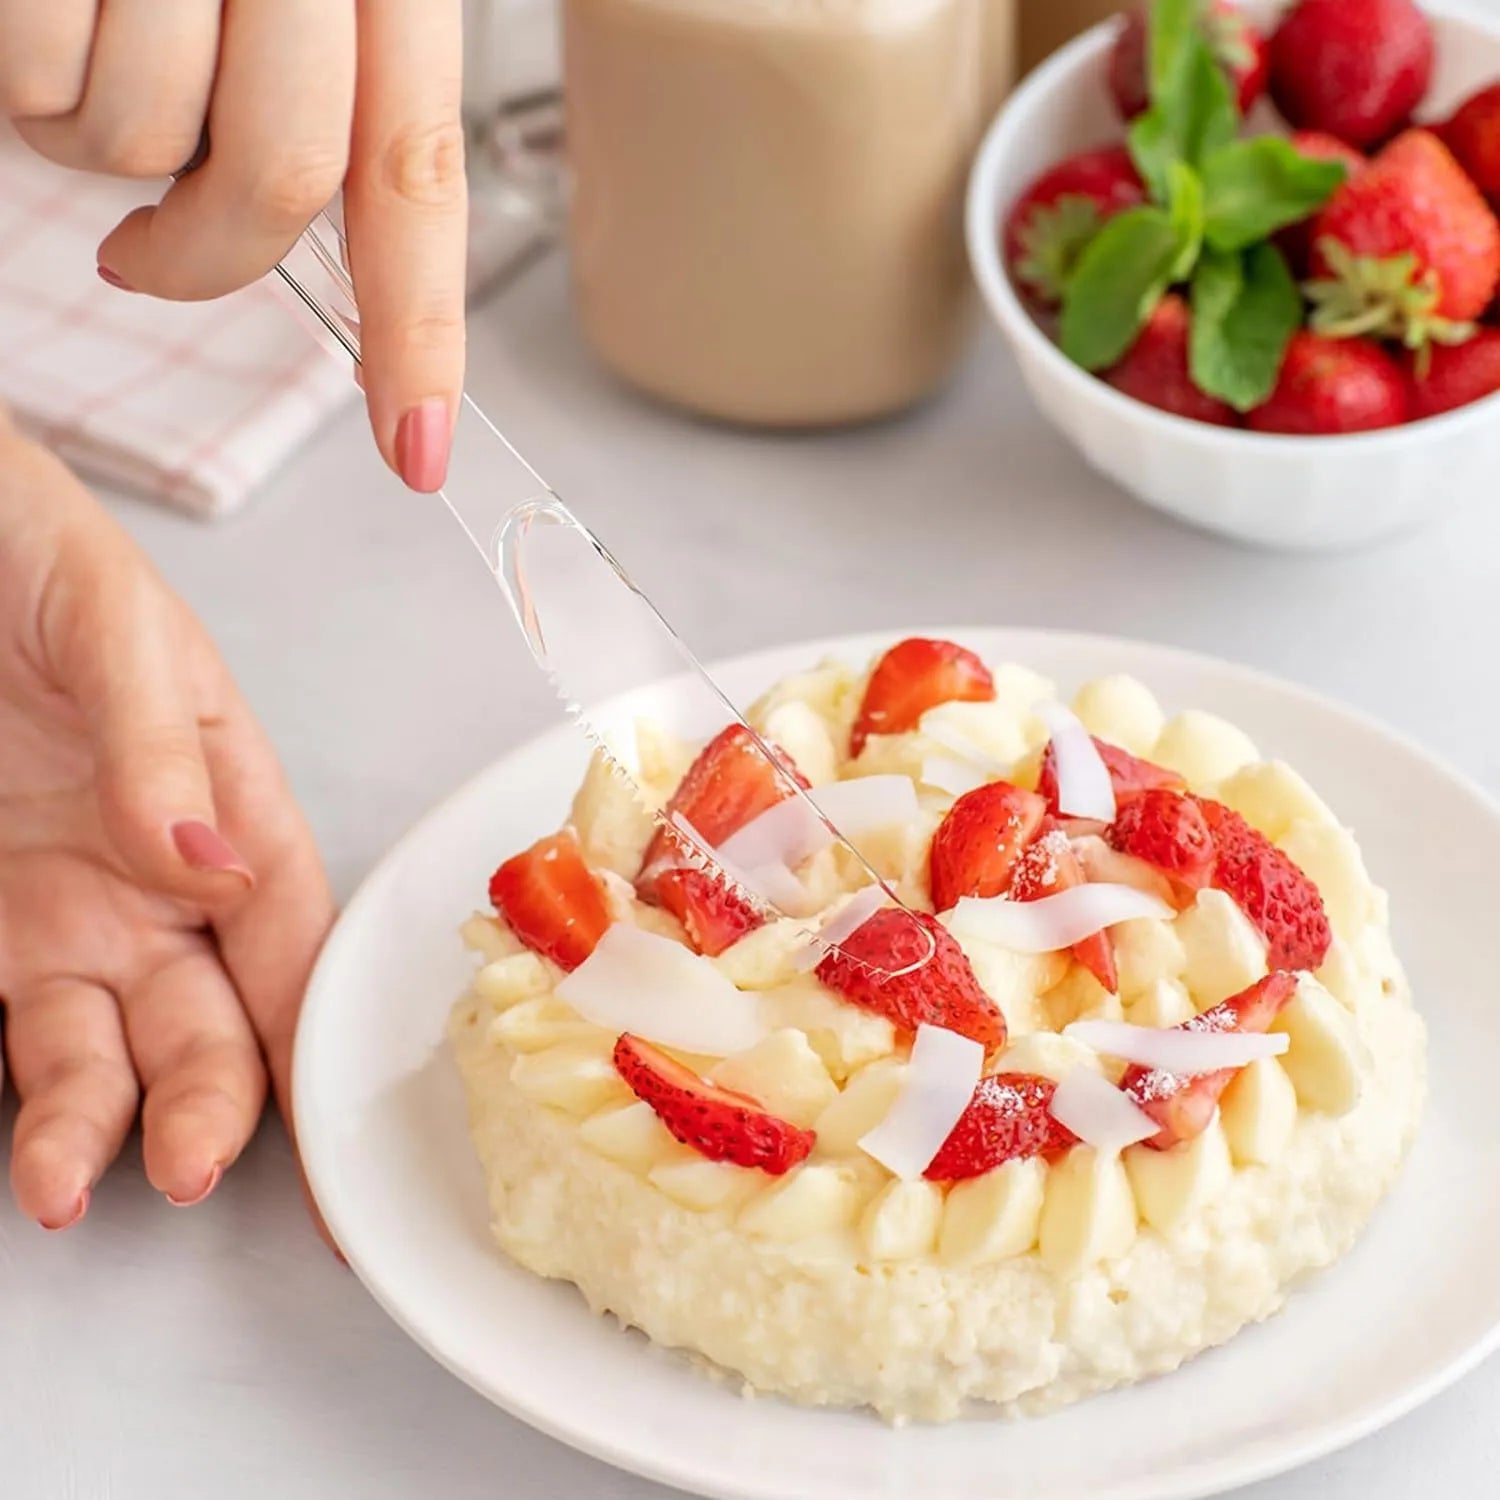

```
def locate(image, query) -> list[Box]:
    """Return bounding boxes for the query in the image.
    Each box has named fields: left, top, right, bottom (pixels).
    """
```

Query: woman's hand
left=0, top=1, right=466, bottom=494
left=0, top=416, right=334, bottom=1228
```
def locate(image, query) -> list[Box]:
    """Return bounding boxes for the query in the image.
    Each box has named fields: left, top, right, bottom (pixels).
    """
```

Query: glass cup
left=562, top=0, right=1013, bottom=429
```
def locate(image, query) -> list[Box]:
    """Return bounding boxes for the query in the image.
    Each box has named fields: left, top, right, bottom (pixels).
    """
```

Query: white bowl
left=966, top=0, right=1500, bottom=551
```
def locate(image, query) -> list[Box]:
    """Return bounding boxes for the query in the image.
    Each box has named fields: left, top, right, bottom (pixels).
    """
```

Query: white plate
left=296, top=628, right=1500, bottom=1500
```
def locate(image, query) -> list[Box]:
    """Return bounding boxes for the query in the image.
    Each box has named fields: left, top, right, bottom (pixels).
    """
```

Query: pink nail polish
left=96, top=264, right=134, bottom=292
left=170, top=820, right=253, bottom=884
left=167, top=1163, right=223, bottom=1209
left=395, top=399, right=452, bottom=492
left=41, top=1189, right=90, bottom=1232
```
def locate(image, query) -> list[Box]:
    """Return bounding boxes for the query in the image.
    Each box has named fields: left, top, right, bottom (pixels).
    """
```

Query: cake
left=448, top=637, right=1425, bottom=1422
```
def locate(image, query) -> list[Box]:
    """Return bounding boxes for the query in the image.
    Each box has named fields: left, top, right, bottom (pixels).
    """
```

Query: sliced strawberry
left=613, top=1034, right=815, bottom=1174
left=488, top=830, right=612, bottom=973
left=850, top=638, right=995, bottom=756
left=924, top=1073, right=1077, bottom=1181
left=1010, top=825, right=1118, bottom=993
left=1197, top=798, right=1332, bottom=971
left=654, top=866, right=762, bottom=957
left=928, top=780, right=1048, bottom=914
left=1121, top=972, right=1299, bottom=1149
left=1107, top=788, right=1216, bottom=905
left=814, top=908, right=1006, bottom=1051
left=1037, top=736, right=1185, bottom=818
left=637, top=724, right=807, bottom=902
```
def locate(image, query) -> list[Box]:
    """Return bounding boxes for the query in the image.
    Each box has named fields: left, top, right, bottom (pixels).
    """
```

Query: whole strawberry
left=1003, top=145, right=1147, bottom=307
left=1247, top=332, right=1407, bottom=435
left=1275, top=132, right=1366, bottom=276
left=1269, top=0, right=1434, bottom=151
left=1102, top=295, right=1239, bottom=427
left=1308, top=130, right=1500, bottom=344
left=1406, top=328, right=1500, bottom=420
left=1438, top=82, right=1500, bottom=211
left=1109, top=2, right=1269, bottom=122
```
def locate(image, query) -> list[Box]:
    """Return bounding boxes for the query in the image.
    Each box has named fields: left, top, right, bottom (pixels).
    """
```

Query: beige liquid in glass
left=564, top=0, right=1009, bottom=428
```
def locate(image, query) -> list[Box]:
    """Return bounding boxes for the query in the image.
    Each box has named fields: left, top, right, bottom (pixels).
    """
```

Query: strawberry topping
left=654, top=867, right=763, bottom=958
left=488, top=831, right=612, bottom=972
left=613, top=1034, right=815, bottom=1175
left=1121, top=972, right=1299, bottom=1149
left=1196, top=798, right=1332, bottom=972
left=1107, top=788, right=1216, bottom=905
left=850, top=638, right=995, bottom=757
left=1038, top=736, right=1185, bottom=817
left=636, top=725, right=807, bottom=953
left=814, top=908, right=1007, bottom=1051
left=1011, top=824, right=1118, bottom=993
left=928, top=780, right=1048, bottom=914
left=924, top=1072, right=1077, bottom=1181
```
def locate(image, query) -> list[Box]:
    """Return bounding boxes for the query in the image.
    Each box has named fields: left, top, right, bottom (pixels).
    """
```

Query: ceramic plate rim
left=295, top=626, right=1500, bottom=1500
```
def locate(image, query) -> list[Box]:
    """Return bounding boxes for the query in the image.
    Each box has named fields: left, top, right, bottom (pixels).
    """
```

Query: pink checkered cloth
left=0, top=137, right=356, bottom=519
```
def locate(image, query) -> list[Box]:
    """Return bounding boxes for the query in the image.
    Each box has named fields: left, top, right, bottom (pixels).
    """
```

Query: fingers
left=26, top=451, right=253, bottom=901
left=69, top=575, right=250, bottom=900
left=6, top=977, right=138, bottom=1230
left=343, top=0, right=467, bottom=490
left=95, top=0, right=356, bottom=300
left=12, top=0, right=220, bottom=178
left=201, top=702, right=333, bottom=1127
left=0, top=1, right=97, bottom=120
left=120, top=947, right=267, bottom=1205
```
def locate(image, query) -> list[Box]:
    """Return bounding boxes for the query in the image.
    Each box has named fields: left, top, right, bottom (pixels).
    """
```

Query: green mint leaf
left=1174, top=39, right=1239, bottom=166
left=1166, top=161, right=1205, bottom=283
left=1201, top=138, right=1349, bottom=252
left=1189, top=242, right=1302, bottom=411
left=1148, top=0, right=1200, bottom=101
left=1128, top=110, right=1176, bottom=204
left=1060, top=207, right=1184, bottom=372
left=1129, top=27, right=1238, bottom=200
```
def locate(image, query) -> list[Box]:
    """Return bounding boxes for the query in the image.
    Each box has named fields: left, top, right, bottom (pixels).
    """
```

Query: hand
left=0, top=1, right=467, bottom=494
left=0, top=416, right=334, bottom=1229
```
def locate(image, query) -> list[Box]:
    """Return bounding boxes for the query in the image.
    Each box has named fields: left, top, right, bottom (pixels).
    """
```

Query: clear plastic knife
left=274, top=210, right=934, bottom=977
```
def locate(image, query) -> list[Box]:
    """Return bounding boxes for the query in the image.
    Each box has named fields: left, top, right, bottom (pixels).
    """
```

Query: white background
left=3, top=249, right=1499, bottom=1496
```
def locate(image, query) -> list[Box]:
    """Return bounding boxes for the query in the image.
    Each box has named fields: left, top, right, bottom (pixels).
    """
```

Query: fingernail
left=41, top=1190, right=89, bottom=1232
left=96, top=264, right=134, bottom=292
left=166, top=1163, right=222, bottom=1209
left=170, top=820, right=253, bottom=884
left=395, top=398, right=451, bottom=493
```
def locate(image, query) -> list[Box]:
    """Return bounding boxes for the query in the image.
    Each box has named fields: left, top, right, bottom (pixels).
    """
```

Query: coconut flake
left=1048, top=1067, right=1160, bottom=1151
left=948, top=884, right=1173, bottom=951
left=1064, top=1019, right=1289, bottom=1073
left=1036, top=701, right=1116, bottom=822
left=921, top=755, right=992, bottom=797
left=789, top=885, right=890, bottom=972
left=556, top=924, right=767, bottom=1056
left=859, top=1025, right=985, bottom=1180
left=717, top=776, right=918, bottom=879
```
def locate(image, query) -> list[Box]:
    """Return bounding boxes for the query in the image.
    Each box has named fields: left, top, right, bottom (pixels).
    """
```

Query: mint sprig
left=1190, top=242, right=1302, bottom=410
left=1201, top=139, right=1349, bottom=252
left=1057, top=0, right=1346, bottom=392
left=1060, top=208, right=1184, bottom=370
left=1128, top=3, right=1237, bottom=201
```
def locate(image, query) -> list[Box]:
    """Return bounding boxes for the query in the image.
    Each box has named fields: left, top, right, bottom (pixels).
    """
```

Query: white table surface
left=5, top=248, right=1498, bottom=1498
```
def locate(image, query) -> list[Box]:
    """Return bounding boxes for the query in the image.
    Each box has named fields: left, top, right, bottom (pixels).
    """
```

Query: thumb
left=44, top=528, right=253, bottom=898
